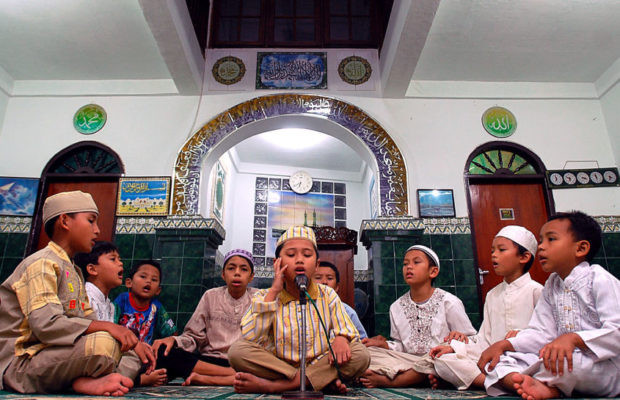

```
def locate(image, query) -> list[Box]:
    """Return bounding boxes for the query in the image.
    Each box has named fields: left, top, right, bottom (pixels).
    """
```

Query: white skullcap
left=406, top=245, right=440, bottom=271
left=495, top=225, right=537, bottom=256
left=43, top=191, right=99, bottom=225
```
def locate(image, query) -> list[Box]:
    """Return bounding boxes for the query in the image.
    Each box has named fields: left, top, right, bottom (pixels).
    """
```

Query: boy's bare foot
left=140, top=368, right=167, bottom=387
left=429, top=374, right=440, bottom=389
left=182, top=372, right=235, bottom=386
left=513, top=373, right=561, bottom=400
left=72, top=373, right=133, bottom=396
left=233, top=372, right=299, bottom=393
left=359, top=369, right=391, bottom=388
left=324, top=378, right=348, bottom=394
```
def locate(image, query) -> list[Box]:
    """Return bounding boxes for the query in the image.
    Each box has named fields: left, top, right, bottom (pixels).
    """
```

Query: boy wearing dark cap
left=152, top=249, right=257, bottom=385
left=0, top=191, right=153, bottom=396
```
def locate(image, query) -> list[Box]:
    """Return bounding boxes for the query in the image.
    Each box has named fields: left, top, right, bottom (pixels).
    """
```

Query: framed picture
left=256, top=52, right=327, bottom=89
left=417, top=189, right=455, bottom=218
left=211, top=161, right=226, bottom=224
left=116, top=177, right=171, bottom=216
left=0, top=177, right=39, bottom=216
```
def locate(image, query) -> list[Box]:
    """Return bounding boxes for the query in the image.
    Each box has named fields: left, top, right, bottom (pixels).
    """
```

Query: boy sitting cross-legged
left=228, top=226, right=370, bottom=394
left=430, top=226, right=543, bottom=390
left=361, top=245, right=477, bottom=388
left=0, top=191, right=151, bottom=396
left=153, top=249, right=258, bottom=386
left=480, top=211, right=620, bottom=399
left=75, top=242, right=162, bottom=386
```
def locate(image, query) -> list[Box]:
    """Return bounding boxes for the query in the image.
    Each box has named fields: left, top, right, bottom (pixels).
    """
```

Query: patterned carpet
left=0, top=385, right=505, bottom=400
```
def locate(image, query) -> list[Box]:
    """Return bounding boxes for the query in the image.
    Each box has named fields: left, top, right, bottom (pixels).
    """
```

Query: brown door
left=469, top=181, right=550, bottom=305
left=35, top=180, right=119, bottom=250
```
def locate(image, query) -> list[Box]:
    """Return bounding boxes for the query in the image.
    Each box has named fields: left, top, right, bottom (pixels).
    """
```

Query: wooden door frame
left=464, top=141, right=554, bottom=314
left=27, top=141, right=124, bottom=254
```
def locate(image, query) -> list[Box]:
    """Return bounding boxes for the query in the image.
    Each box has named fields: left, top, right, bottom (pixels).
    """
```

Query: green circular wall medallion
left=482, top=106, right=516, bottom=138
left=73, top=104, right=107, bottom=135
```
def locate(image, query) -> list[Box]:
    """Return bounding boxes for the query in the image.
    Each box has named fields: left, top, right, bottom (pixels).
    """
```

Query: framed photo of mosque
left=116, top=177, right=171, bottom=216
left=417, top=189, right=455, bottom=218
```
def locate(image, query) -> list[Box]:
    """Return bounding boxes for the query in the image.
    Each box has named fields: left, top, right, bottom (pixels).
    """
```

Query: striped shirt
left=240, top=282, right=359, bottom=365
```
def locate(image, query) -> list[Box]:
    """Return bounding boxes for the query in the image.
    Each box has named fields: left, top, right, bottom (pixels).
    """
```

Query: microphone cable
left=303, top=290, right=341, bottom=373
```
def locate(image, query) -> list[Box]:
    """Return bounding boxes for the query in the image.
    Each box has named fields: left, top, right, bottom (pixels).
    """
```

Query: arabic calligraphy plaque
left=338, top=56, right=372, bottom=85
left=482, top=106, right=516, bottom=138
left=117, top=177, right=171, bottom=216
left=212, top=56, right=245, bottom=85
left=73, top=104, right=106, bottom=135
left=256, top=52, right=327, bottom=89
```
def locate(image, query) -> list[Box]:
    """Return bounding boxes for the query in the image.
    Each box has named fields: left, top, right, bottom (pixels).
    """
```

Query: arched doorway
left=171, top=94, right=409, bottom=217
left=28, top=141, right=124, bottom=253
left=465, top=141, right=553, bottom=308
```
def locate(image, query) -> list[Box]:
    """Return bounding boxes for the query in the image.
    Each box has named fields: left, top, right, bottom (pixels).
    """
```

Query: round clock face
left=289, top=171, right=313, bottom=194
left=604, top=170, right=618, bottom=183
left=590, top=171, right=603, bottom=184
left=576, top=172, right=590, bottom=185
left=563, top=172, right=577, bottom=185
left=549, top=172, right=563, bottom=185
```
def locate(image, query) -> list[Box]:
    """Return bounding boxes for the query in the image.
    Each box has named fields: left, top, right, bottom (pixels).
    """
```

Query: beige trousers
left=3, top=332, right=121, bottom=393
left=228, top=339, right=370, bottom=391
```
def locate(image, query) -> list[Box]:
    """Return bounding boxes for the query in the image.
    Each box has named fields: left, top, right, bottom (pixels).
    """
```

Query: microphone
left=295, top=274, right=308, bottom=292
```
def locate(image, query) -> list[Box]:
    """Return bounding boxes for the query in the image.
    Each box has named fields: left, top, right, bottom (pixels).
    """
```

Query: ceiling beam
left=139, top=0, right=204, bottom=95
left=380, top=0, right=440, bottom=98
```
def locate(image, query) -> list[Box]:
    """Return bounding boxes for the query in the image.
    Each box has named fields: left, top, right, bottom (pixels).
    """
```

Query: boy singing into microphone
left=228, top=226, right=370, bottom=394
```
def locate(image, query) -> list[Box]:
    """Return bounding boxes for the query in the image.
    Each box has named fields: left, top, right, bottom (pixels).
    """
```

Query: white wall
left=0, top=90, right=8, bottom=136
left=0, top=92, right=617, bottom=218
left=600, top=82, right=620, bottom=167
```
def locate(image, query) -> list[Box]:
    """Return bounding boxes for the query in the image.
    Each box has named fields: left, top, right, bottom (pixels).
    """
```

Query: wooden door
left=469, top=181, right=549, bottom=304
left=35, top=180, right=119, bottom=250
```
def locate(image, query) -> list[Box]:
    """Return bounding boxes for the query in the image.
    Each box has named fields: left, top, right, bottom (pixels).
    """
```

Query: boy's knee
left=343, top=341, right=371, bottom=378
left=84, top=332, right=121, bottom=362
left=227, top=340, right=248, bottom=369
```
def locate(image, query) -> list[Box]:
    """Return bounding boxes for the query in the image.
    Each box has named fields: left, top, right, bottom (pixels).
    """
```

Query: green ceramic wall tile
left=122, top=259, right=133, bottom=280
left=5, top=233, right=27, bottom=257
left=467, top=313, right=481, bottom=330
left=374, top=313, right=390, bottom=338
left=602, top=233, right=620, bottom=258
left=0, top=233, right=9, bottom=256
left=606, top=258, right=620, bottom=280
left=451, top=234, right=473, bottom=259
left=160, top=241, right=183, bottom=258
left=439, top=286, right=456, bottom=295
left=133, top=234, right=155, bottom=259
left=161, top=258, right=182, bottom=285
left=184, top=241, right=204, bottom=258
left=182, top=258, right=204, bottom=284
left=109, top=286, right=126, bottom=302
left=430, top=234, right=452, bottom=259
left=177, top=285, right=205, bottom=313
left=435, top=260, right=455, bottom=287
left=176, top=312, right=193, bottom=332
left=380, top=242, right=394, bottom=259
left=396, top=285, right=410, bottom=298
left=375, top=284, right=396, bottom=313
left=158, top=284, right=180, bottom=314
left=453, top=259, right=476, bottom=286
left=0, top=264, right=11, bottom=282
left=395, top=264, right=406, bottom=285
left=115, top=234, right=135, bottom=259
left=456, top=286, right=480, bottom=314
left=380, top=260, right=396, bottom=284
left=592, top=257, right=608, bottom=269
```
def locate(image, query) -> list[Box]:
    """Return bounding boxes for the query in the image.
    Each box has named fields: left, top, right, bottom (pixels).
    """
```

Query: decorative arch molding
left=172, top=94, right=408, bottom=216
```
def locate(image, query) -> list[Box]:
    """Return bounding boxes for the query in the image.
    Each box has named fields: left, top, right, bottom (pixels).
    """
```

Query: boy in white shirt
left=480, top=211, right=620, bottom=399
left=361, top=245, right=476, bottom=388
left=429, top=226, right=543, bottom=389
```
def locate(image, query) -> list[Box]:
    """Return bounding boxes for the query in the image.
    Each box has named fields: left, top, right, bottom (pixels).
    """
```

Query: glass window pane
left=240, top=18, right=260, bottom=41
left=296, top=19, right=315, bottom=41
left=274, top=18, right=294, bottom=42
left=242, top=0, right=261, bottom=15
left=330, top=16, right=349, bottom=40
left=330, top=0, right=348, bottom=15
left=351, top=17, right=370, bottom=40
left=217, top=18, right=238, bottom=41
left=275, top=0, right=294, bottom=16
left=351, top=0, right=371, bottom=15
left=220, top=0, right=241, bottom=17
left=296, top=0, right=315, bottom=16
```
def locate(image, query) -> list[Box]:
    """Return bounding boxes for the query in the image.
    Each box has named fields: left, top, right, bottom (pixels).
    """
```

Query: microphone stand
left=282, top=280, right=323, bottom=399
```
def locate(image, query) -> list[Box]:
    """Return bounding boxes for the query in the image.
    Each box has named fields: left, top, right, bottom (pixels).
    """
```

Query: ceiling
left=1, top=0, right=618, bottom=174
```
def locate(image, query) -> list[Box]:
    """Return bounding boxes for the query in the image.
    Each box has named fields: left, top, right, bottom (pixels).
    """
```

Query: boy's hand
left=329, top=336, right=351, bottom=365
left=153, top=337, right=176, bottom=357
left=504, top=330, right=520, bottom=339
left=106, top=323, right=138, bottom=352
left=134, top=342, right=156, bottom=375
left=477, top=339, right=513, bottom=372
left=444, top=331, right=468, bottom=343
left=361, top=335, right=389, bottom=349
left=430, top=344, right=454, bottom=359
left=539, top=333, right=584, bottom=376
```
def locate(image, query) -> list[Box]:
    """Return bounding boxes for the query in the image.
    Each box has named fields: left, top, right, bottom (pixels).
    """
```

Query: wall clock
left=289, top=171, right=313, bottom=194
